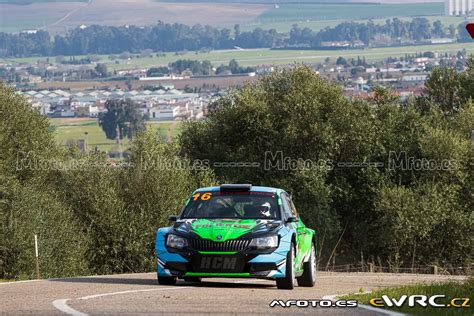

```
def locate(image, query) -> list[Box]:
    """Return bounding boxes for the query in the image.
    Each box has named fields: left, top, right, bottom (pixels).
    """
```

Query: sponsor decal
left=194, top=223, right=251, bottom=229
left=269, top=299, right=358, bottom=308
left=369, top=295, right=471, bottom=309
left=199, top=257, right=238, bottom=270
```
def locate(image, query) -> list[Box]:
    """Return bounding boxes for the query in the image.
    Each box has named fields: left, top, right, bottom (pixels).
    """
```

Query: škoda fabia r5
left=155, top=184, right=316, bottom=289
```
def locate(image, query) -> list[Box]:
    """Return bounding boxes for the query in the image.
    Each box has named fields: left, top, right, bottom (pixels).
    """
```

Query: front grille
left=190, top=239, right=251, bottom=252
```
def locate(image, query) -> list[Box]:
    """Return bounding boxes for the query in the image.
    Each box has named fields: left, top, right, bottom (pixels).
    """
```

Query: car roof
left=194, top=185, right=283, bottom=194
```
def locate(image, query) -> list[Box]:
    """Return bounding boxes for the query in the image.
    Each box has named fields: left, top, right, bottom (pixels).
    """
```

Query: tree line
left=289, top=18, right=472, bottom=47
left=1, top=61, right=473, bottom=279
left=0, top=19, right=471, bottom=58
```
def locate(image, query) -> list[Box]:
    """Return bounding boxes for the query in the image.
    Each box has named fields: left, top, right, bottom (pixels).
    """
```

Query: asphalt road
left=0, top=272, right=465, bottom=315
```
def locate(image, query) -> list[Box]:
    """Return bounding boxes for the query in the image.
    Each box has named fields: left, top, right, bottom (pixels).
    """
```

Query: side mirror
left=286, top=216, right=298, bottom=223
left=168, top=215, right=178, bottom=222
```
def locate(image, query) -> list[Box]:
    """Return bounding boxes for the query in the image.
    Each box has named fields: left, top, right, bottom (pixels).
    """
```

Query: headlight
left=166, top=234, right=188, bottom=249
left=249, top=236, right=279, bottom=249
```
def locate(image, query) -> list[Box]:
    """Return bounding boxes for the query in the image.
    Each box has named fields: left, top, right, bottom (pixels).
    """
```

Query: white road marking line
left=52, top=279, right=265, bottom=315
left=323, top=293, right=407, bottom=316
left=52, top=299, right=88, bottom=316
left=79, top=286, right=192, bottom=300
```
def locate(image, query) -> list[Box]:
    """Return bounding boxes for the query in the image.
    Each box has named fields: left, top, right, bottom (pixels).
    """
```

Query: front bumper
left=156, top=232, right=292, bottom=279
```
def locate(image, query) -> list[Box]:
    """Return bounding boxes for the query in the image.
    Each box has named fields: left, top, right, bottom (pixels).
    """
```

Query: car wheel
left=157, top=276, right=177, bottom=285
left=183, top=277, right=202, bottom=283
left=276, top=244, right=296, bottom=290
left=297, top=243, right=316, bottom=287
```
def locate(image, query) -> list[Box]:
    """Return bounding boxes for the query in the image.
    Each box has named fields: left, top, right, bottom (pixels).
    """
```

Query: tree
left=98, top=99, right=147, bottom=140
left=423, top=66, right=462, bottom=113
left=368, top=86, right=398, bottom=106
left=95, top=63, right=108, bottom=77
left=336, top=57, right=347, bottom=66
left=409, top=18, right=431, bottom=40
left=229, top=59, right=239, bottom=73
left=432, top=20, right=445, bottom=38
left=233, top=24, right=241, bottom=37
left=0, top=83, right=88, bottom=279
left=146, top=66, right=169, bottom=77
left=460, top=55, right=474, bottom=101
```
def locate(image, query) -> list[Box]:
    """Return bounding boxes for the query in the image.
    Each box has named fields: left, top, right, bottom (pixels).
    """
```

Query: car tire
left=183, top=277, right=202, bottom=283
left=297, top=243, right=316, bottom=287
left=157, top=276, right=177, bottom=285
left=276, top=244, right=295, bottom=290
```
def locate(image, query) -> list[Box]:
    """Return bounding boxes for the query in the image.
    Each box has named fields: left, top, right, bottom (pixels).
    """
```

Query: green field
left=6, top=42, right=474, bottom=70
left=257, top=3, right=444, bottom=23
left=50, top=118, right=181, bottom=152
left=0, top=18, right=57, bottom=33
left=241, top=15, right=468, bottom=33
left=341, top=278, right=473, bottom=316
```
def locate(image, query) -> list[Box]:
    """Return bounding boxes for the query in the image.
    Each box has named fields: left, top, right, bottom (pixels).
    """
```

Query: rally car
left=155, top=184, right=316, bottom=289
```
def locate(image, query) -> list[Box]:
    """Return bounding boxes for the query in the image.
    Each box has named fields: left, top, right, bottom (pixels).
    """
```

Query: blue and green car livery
left=155, top=184, right=316, bottom=289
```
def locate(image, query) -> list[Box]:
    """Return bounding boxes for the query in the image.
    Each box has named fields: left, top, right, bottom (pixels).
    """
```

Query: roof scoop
left=220, top=184, right=252, bottom=191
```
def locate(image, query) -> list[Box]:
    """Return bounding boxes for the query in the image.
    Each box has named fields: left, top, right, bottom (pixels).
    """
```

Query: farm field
left=257, top=2, right=444, bottom=23
left=50, top=118, right=181, bottom=152
left=0, top=0, right=455, bottom=34
left=7, top=42, right=474, bottom=71
left=0, top=0, right=269, bottom=33
left=0, top=1, right=88, bottom=33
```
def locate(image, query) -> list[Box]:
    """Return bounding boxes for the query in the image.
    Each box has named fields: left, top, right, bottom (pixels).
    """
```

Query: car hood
left=175, top=218, right=280, bottom=242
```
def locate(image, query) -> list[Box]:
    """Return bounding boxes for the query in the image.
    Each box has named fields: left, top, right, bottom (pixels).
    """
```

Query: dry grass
left=1, top=0, right=270, bottom=33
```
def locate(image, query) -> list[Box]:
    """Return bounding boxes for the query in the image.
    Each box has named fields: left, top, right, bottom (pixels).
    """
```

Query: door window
left=281, top=192, right=294, bottom=220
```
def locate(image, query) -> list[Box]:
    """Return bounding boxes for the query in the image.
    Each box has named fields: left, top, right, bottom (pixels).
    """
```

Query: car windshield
left=181, top=191, right=280, bottom=220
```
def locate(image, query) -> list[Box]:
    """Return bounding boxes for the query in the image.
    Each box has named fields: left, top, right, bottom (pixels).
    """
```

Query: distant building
left=20, top=29, right=38, bottom=34
left=445, top=0, right=473, bottom=15
left=402, top=74, right=428, bottom=83
left=149, top=105, right=180, bottom=120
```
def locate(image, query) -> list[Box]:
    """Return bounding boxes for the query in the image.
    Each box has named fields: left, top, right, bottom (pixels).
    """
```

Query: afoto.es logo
left=270, top=299, right=357, bottom=308
left=370, top=295, right=471, bottom=309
